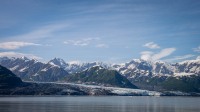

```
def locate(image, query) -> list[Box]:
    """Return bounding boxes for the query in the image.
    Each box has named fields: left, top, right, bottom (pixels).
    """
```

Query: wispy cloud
left=152, top=48, right=176, bottom=60
left=163, top=54, right=195, bottom=62
left=64, top=38, right=100, bottom=46
left=0, top=52, right=42, bottom=60
left=140, top=48, right=176, bottom=61
left=144, top=42, right=160, bottom=49
left=96, top=44, right=109, bottom=48
left=197, top=56, right=200, bottom=60
left=193, top=46, right=200, bottom=53
left=68, top=60, right=82, bottom=65
left=0, top=41, right=40, bottom=50
left=5, top=23, right=69, bottom=41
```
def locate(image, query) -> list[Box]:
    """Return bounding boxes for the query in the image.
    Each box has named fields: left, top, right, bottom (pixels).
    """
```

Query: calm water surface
left=0, top=96, right=200, bottom=112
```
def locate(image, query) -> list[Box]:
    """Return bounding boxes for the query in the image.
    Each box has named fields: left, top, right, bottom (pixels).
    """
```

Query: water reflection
left=0, top=96, right=199, bottom=112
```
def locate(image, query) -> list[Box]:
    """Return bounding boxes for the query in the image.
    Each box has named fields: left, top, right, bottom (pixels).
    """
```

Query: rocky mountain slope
left=65, top=66, right=137, bottom=88
left=0, top=65, right=23, bottom=88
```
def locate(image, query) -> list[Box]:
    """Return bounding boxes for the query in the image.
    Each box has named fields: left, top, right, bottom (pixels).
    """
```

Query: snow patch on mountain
left=19, top=67, right=28, bottom=72
left=174, top=72, right=195, bottom=76
left=41, top=68, right=48, bottom=72
left=10, top=65, right=19, bottom=71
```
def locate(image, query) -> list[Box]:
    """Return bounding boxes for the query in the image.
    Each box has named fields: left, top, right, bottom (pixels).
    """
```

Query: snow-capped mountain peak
left=48, top=57, right=68, bottom=67
left=20, top=56, right=30, bottom=60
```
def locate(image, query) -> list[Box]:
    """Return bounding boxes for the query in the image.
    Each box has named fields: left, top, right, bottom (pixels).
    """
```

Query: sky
left=0, top=0, right=200, bottom=63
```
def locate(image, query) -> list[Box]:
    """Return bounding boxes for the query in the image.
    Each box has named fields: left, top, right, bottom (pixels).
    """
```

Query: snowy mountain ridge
left=50, top=57, right=196, bottom=76
left=0, top=56, right=69, bottom=82
left=0, top=56, right=200, bottom=79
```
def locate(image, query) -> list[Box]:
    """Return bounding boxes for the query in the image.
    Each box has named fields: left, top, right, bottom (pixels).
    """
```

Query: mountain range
left=0, top=56, right=200, bottom=92
left=0, top=65, right=162, bottom=96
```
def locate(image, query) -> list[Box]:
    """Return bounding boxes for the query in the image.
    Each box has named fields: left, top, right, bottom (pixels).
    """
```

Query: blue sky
left=0, top=0, right=200, bottom=63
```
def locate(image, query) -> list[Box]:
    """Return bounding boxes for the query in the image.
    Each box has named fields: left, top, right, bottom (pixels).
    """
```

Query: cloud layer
left=0, top=42, right=40, bottom=50
left=0, top=52, right=42, bottom=60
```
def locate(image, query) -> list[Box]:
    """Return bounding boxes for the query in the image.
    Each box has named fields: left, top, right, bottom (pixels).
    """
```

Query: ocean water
left=0, top=96, right=199, bottom=112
